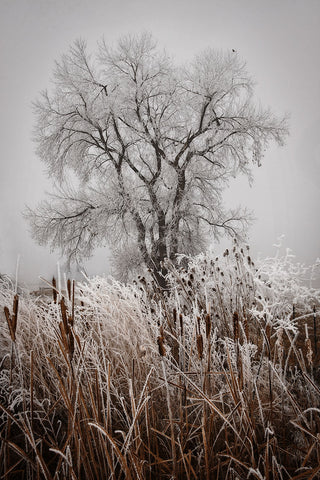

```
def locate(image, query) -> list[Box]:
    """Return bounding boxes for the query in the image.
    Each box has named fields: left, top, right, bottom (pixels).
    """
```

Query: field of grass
left=1, top=242, right=320, bottom=479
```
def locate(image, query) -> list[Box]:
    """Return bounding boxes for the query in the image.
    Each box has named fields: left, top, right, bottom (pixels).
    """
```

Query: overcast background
left=0, top=0, right=319, bottom=287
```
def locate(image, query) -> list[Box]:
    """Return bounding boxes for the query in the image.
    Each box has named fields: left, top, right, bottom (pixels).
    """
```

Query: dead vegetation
left=1, top=242, right=320, bottom=479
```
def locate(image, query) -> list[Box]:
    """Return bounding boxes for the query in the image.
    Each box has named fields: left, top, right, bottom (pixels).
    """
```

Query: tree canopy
left=26, top=33, right=288, bottom=285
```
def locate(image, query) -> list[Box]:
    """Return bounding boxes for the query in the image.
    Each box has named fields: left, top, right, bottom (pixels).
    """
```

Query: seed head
left=157, top=336, right=166, bottom=356
left=197, top=334, right=204, bottom=360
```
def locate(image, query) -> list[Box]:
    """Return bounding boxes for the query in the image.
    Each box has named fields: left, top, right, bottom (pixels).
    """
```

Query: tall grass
left=1, top=242, right=320, bottom=479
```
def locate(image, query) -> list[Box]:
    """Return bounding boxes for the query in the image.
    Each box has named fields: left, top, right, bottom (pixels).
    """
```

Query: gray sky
left=0, top=0, right=319, bottom=286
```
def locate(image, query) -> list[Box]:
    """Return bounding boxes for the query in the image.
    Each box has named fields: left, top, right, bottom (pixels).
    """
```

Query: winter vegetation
left=3, top=33, right=318, bottom=479
left=1, top=242, right=320, bottom=479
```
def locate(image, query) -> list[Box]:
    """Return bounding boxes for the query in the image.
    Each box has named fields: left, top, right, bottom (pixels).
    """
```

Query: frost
left=0, top=242, right=320, bottom=477
left=26, top=34, right=288, bottom=284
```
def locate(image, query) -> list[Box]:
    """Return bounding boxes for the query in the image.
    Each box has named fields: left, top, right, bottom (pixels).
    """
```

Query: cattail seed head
left=197, top=316, right=201, bottom=334
left=276, top=327, right=284, bottom=362
left=157, top=336, right=166, bottom=356
left=52, top=276, right=57, bottom=303
left=68, top=331, right=75, bottom=359
left=306, top=338, right=313, bottom=366
left=197, top=334, right=204, bottom=360
left=4, top=306, right=15, bottom=342
left=12, top=294, right=19, bottom=334
left=60, top=298, right=69, bottom=334
left=205, top=313, right=211, bottom=339
left=179, top=313, right=184, bottom=336
left=173, top=308, right=177, bottom=324
left=233, top=311, right=239, bottom=341
left=67, top=278, right=72, bottom=300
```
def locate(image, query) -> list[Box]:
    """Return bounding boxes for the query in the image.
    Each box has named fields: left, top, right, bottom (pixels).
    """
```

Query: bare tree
left=26, top=33, right=288, bottom=286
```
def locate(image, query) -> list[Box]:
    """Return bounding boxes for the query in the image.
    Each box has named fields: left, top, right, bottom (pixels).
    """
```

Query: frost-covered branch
left=27, top=33, right=288, bottom=284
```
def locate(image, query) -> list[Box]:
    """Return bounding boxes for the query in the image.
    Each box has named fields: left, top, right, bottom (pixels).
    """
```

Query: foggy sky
left=0, top=0, right=319, bottom=286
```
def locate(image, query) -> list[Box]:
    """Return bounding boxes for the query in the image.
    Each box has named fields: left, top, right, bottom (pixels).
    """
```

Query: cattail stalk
left=162, top=360, right=177, bottom=478
left=313, top=305, right=318, bottom=357
left=52, top=276, right=57, bottom=303
left=4, top=294, right=19, bottom=342
left=30, top=350, right=34, bottom=433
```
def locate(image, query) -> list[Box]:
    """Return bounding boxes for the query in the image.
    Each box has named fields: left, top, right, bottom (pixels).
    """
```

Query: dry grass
left=1, top=242, right=320, bottom=479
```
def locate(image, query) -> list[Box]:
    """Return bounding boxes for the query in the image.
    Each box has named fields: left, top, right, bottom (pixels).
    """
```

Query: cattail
left=179, top=313, right=184, bottom=337
left=4, top=294, right=19, bottom=342
left=67, top=278, right=72, bottom=300
left=70, top=280, right=75, bottom=327
left=52, top=276, right=57, bottom=303
left=306, top=338, right=313, bottom=367
left=276, top=327, right=284, bottom=363
left=313, top=305, right=318, bottom=356
left=157, top=335, right=166, bottom=356
left=12, top=294, right=19, bottom=335
left=205, top=313, right=211, bottom=339
left=305, top=324, right=313, bottom=367
left=197, top=316, right=201, bottom=334
left=4, top=307, right=15, bottom=342
left=60, top=297, right=69, bottom=333
left=58, top=321, right=67, bottom=348
left=173, top=308, right=177, bottom=325
left=68, top=330, right=75, bottom=359
left=233, top=311, right=239, bottom=341
left=197, top=334, right=204, bottom=360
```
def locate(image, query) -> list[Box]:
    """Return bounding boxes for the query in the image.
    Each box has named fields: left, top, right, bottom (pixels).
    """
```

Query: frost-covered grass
left=1, top=242, right=320, bottom=479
